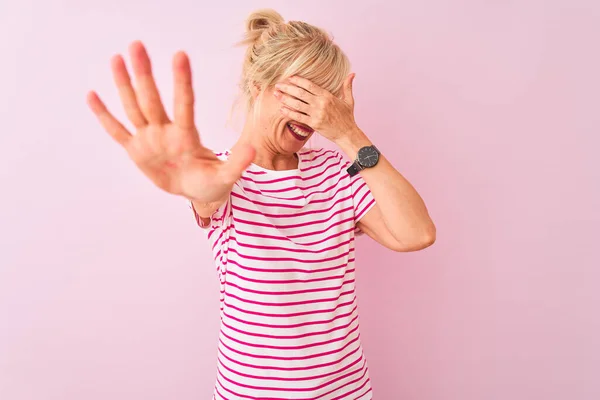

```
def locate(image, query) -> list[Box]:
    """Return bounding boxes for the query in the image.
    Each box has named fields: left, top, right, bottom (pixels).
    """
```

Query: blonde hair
left=234, top=9, right=351, bottom=117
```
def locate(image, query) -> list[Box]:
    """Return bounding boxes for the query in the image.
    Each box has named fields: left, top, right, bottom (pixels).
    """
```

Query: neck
left=240, top=118, right=299, bottom=171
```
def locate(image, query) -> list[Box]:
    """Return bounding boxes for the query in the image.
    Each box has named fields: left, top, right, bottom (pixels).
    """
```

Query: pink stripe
left=232, top=226, right=355, bottom=246
left=217, top=351, right=363, bottom=381
left=222, top=315, right=359, bottom=340
left=206, top=199, right=231, bottom=239
left=216, top=358, right=367, bottom=393
left=224, top=289, right=355, bottom=307
left=220, top=323, right=360, bottom=350
left=216, top=377, right=290, bottom=400
left=225, top=257, right=355, bottom=274
left=211, top=225, right=232, bottom=251
left=222, top=305, right=357, bottom=329
left=260, top=168, right=342, bottom=193
left=224, top=279, right=355, bottom=296
left=351, top=180, right=367, bottom=198
left=245, top=169, right=268, bottom=175
left=304, top=149, right=338, bottom=163
left=231, top=194, right=354, bottom=219
left=298, top=148, right=328, bottom=157
left=300, top=154, right=341, bottom=173
left=226, top=247, right=353, bottom=264
left=218, top=333, right=361, bottom=361
left=233, top=177, right=350, bottom=203
left=235, top=179, right=342, bottom=201
left=231, top=217, right=355, bottom=239
left=317, top=369, right=370, bottom=400
left=223, top=296, right=356, bottom=318
left=227, top=235, right=353, bottom=254
left=353, top=183, right=369, bottom=205
left=348, top=386, right=373, bottom=400
left=214, top=385, right=230, bottom=400
left=217, top=342, right=362, bottom=371
left=230, top=180, right=354, bottom=209
left=224, top=268, right=355, bottom=285
left=217, top=268, right=353, bottom=289
left=233, top=206, right=352, bottom=230
left=356, top=198, right=376, bottom=221
left=208, top=227, right=218, bottom=240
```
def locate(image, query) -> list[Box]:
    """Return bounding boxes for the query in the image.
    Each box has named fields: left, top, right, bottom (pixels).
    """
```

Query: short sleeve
left=350, top=173, right=376, bottom=224
left=188, top=197, right=232, bottom=233
left=337, top=151, right=377, bottom=236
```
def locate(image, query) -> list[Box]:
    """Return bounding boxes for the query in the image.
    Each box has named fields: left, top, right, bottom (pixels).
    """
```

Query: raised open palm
left=87, top=41, right=255, bottom=207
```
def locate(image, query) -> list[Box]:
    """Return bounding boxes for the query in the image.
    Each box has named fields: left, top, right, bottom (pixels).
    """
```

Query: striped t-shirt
left=191, top=147, right=377, bottom=399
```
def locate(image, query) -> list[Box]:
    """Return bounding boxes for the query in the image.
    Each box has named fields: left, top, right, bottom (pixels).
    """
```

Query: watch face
left=358, top=146, right=379, bottom=168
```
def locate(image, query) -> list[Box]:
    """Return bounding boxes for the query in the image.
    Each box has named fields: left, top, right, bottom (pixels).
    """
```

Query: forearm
left=335, top=128, right=436, bottom=243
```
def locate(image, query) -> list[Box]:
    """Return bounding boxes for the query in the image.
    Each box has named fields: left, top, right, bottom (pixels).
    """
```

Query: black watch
left=346, top=145, right=380, bottom=177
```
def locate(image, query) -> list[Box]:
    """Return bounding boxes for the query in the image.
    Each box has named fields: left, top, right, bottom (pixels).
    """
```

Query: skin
left=87, top=40, right=436, bottom=253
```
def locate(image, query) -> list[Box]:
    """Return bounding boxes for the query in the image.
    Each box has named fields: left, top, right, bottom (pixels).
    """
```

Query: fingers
left=172, top=51, right=195, bottom=130
left=274, top=82, right=314, bottom=104
left=111, top=54, right=147, bottom=128
left=129, top=41, right=170, bottom=124
left=87, top=91, right=132, bottom=147
left=279, top=106, right=311, bottom=126
left=221, top=141, right=256, bottom=185
left=287, top=76, right=326, bottom=96
left=274, top=89, right=310, bottom=114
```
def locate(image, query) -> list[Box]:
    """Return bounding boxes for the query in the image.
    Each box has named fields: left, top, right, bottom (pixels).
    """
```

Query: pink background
left=1, top=1, right=599, bottom=399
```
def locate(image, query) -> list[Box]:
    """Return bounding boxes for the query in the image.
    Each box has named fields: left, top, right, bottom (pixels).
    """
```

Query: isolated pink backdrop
left=1, top=1, right=599, bottom=399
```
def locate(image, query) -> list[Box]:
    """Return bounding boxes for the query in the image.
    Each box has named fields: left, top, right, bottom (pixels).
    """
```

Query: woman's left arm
left=336, top=130, right=436, bottom=252
left=274, top=74, right=435, bottom=252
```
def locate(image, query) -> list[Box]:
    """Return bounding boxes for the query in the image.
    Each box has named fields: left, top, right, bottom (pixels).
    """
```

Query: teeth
left=287, top=123, right=309, bottom=137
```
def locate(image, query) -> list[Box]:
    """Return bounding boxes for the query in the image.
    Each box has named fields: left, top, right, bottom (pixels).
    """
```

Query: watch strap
left=346, top=160, right=363, bottom=177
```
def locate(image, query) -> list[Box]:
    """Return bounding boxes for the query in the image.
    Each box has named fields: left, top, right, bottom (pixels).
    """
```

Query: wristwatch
left=346, top=145, right=380, bottom=176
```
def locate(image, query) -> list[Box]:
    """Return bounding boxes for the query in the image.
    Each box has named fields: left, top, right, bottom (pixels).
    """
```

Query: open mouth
left=286, top=122, right=314, bottom=141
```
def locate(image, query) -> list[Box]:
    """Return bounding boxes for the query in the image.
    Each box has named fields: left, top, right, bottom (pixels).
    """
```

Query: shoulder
left=299, top=147, right=349, bottom=168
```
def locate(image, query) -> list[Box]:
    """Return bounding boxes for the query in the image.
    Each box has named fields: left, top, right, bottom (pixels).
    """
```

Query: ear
left=249, top=82, right=262, bottom=99
left=342, top=73, right=355, bottom=105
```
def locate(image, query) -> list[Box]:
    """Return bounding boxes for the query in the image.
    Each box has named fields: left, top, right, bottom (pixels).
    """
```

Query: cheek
left=265, top=92, right=282, bottom=113
left=256, top=90, right=286, bottom=128
left=265, top=99, right=285, bottom=125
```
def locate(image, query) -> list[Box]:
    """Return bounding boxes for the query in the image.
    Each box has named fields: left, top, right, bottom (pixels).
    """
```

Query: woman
left=87, top=9, right=435, bottom=400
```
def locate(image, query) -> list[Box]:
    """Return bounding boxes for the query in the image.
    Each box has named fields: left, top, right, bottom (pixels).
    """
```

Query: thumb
left=342, top=73, right=355, bottom=105
left=221, top=141, right=256, bottom=185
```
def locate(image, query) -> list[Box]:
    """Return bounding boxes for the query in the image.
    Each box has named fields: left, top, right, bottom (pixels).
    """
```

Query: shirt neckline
left=249, top=152, right=302, bottom=175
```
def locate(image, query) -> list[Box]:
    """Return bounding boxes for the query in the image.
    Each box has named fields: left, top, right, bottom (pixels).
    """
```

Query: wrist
left=335, top=128, right=373, bottom=160
left=189, top=198, right=219, bottom=219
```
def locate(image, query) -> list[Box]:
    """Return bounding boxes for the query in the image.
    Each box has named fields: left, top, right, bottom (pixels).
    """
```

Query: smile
left=286, top=122, right=313, bottom=141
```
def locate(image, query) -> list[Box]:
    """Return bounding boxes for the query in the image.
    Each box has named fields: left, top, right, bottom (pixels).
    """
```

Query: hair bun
left=246, top=9, right=284, bottom=34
